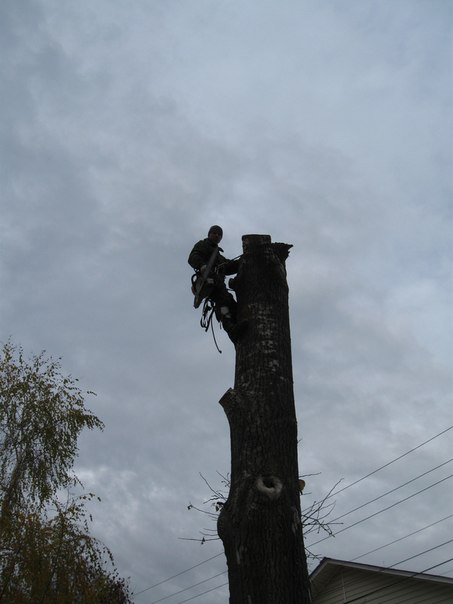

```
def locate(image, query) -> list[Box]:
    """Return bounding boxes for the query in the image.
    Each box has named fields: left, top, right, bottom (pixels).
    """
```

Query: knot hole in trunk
left=256, top=475, right=283, bottom=500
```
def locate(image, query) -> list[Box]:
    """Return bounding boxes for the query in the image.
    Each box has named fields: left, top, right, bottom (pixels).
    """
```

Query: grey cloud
left=1, top=0, right=452, bottom=599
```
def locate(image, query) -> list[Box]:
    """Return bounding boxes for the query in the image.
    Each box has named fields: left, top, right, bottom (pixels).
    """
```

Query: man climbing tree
left=188, top=225, right=247, bottom=344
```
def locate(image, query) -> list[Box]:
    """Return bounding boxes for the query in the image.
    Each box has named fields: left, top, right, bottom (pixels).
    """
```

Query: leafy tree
left=0, top=341, right=102, bottom=517
left=0, top=340, right=131, bottom=603
left=1, top=494, right=131, bottom=603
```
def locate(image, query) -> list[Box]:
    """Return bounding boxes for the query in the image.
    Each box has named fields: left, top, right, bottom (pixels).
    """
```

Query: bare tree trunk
left=218, top=234, right=311, bottom=603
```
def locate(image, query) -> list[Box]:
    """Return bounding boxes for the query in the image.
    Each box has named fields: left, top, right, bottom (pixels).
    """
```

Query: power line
left=176, top=550, right=453, bottom=604
left=307, top=473, right=453, bottom=547
left=140, top=504, right=452, bottom=604
left=325, top=425, right=453, bottom=501
left=148, top=511, right=452, bottom=603
left=151, top=525, right=453, bottom=603
left=317, top=546, right=453, bottom=604
left=389, top=539, right=453, bottom=569
left=176, top=581, right=229, bottom=604
left=132, top=552, right=224, bottom=597
left=342, top=558, right=453, bottom=604
left=153, top=528, right=453, bottom=604
left=136, top=426, right=453, bottom=598
left=352, top=513, right=453, bottom=562
left=149, top=571, right=227, bottom=604
left=330, top=458, right=452, bottom=524
left=440, top=567, right=453, bottom=576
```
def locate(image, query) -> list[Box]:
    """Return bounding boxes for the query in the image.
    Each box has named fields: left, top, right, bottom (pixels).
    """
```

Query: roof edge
left=310, top=557, right=453, bottom=586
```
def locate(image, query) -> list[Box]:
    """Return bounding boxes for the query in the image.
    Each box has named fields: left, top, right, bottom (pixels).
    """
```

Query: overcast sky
left=1, top=0, right=452, bottom=602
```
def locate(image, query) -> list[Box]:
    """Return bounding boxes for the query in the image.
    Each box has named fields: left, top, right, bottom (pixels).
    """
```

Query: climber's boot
left=220, top=307, right=248, bottom=344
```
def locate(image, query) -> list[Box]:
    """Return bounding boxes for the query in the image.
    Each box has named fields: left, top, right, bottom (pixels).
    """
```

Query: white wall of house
left=312, top=567, right=453, bottom=604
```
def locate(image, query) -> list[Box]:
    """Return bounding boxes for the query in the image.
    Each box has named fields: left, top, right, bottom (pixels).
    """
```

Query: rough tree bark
left=217, top=234, right=311, bottom=603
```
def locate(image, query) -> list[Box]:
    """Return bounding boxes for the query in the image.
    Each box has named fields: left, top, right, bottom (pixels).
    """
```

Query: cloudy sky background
left=1, top=0, right=452, bottom=602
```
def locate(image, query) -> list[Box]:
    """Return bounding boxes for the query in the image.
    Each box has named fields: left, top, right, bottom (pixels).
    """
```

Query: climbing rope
left=194, top=255, right=242, bottom=354
left=200, top=299, right=222, bottom=354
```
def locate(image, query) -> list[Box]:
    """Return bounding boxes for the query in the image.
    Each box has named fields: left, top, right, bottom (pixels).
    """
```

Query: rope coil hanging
left=200, top=299, right=222, bottom=354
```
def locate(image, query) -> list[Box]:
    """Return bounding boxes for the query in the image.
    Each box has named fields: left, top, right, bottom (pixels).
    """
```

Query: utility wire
left=175, top=554, right=453, bottom=604
left=176, top=581, right=229, bottom=604
left=153, top=523, right=453, bottom=604
left=324, top=425, right=453, bottom=502
left=132, top=552, right=224, bottom=597
left=142, top=504, right=453, bottom=604
left=317, top=546, right=453, bottom=604
left=149, top=571, right=227, bottom=604
left=307, top=473, right=453, bottom=547
left=148, top=514, right=452, bottom=603
left=342, top=558, right=453, bottom=604
left=389, top=540, right=453, bottom=569
left=330, top=458, right=452, bottom=524
left=136, top=426, right=452, bottom=598
left=352, top=513, right=453, bottom=561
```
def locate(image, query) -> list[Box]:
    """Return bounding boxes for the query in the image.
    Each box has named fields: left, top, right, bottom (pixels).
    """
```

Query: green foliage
left=0, top=341, right=132, bottom=603
left=0, top=341, right=103, bottom=516
left=0, top=495, right=132, bottom=603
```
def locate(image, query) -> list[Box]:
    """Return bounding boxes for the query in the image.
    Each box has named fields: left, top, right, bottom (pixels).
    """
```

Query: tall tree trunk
left=218, top=234, right=311, bottom=603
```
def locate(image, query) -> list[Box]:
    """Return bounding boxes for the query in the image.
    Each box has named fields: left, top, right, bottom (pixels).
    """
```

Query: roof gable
left=310, top=558, right=453, bottom=603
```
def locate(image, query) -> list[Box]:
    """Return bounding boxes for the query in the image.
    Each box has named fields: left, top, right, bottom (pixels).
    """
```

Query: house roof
left=310, top=557, right=453, bottom=595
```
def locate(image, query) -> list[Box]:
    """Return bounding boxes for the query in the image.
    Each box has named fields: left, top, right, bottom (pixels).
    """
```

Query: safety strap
left=200, top=299, right=222, bottom=354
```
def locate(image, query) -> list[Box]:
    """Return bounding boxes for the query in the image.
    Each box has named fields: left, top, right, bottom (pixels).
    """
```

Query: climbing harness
left=200, top=298, right=222, bottom=354
left=190, top=253, right=242, bottom=354
left=192, top=246, right=219, bottom=308
left=200, top=298, right=214, bottom=331
left=190, top=267, right=222, bottom=352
